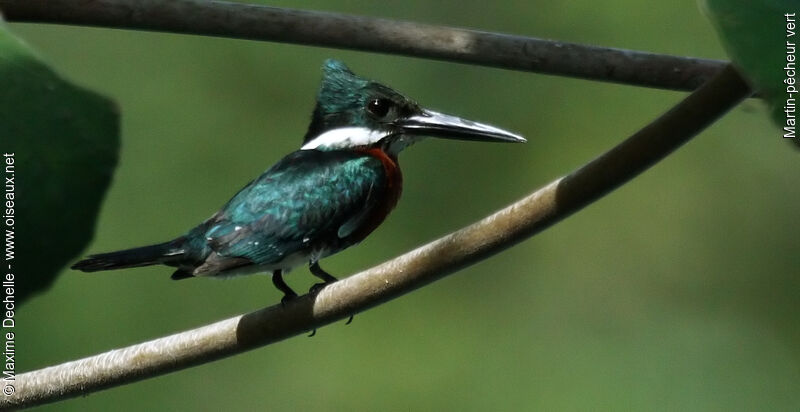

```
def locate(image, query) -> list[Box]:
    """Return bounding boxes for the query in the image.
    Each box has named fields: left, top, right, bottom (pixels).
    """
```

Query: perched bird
left=72, top=59, right=525, bottom=303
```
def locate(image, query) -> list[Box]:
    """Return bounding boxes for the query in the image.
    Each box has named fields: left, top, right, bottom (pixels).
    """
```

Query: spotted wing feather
left=187, top=150, right=386, bottom=275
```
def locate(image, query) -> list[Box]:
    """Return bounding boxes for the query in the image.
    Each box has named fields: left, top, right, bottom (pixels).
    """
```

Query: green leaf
left=702, top=0, right=799, bottom=143
left=0, top=21, right=120, bottom=303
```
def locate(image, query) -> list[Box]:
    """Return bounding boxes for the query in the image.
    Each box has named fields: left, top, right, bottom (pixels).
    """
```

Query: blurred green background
left=12, top=0, right=800, bottom=410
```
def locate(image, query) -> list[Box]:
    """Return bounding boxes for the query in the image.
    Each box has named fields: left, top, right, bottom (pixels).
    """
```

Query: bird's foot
left=310, top=262, right=338, bottom=283
left=280, top=292, right=298, bottom=307
left=273, top=270, right=298, bottom=307
left=308, top=282, right=330, bottom=295
left=308, top=262, right=339, bottom=295
left=309, top=263, right=353, bottom=325
left=307, top=314, right=350, bottom=337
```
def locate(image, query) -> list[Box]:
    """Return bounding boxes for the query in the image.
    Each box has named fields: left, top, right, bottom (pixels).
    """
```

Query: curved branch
left=3, top=65, right=751, bottom=410
left=0, top=0, right=728, bottom=92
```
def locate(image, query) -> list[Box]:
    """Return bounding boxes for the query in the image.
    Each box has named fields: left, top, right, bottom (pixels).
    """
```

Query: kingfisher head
left=301, top=59, right=525, bottom=156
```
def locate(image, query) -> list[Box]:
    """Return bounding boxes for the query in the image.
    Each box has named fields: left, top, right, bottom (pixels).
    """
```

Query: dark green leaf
left=702, top=0, right=799, bottom=145
left=0, top=21, right=120, bottom=303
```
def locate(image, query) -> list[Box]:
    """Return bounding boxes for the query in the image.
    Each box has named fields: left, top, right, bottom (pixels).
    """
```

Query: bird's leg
left=308, top=261, right=338, bottom=294
left=309, top=262, right=354, bottom=325
left=271, top=270, right=297, bottom=305
left=309, top=261, right=337, bottom=283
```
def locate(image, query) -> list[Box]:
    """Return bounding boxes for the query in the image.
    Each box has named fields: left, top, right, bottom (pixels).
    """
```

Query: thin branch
left=3, top=65, right=751, bottom=410
left=0, top=0, right=729, bottom=92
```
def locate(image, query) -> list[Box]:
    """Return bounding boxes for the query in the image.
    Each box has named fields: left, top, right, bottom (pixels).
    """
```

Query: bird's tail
left=71, top=238, right=186, bottom=272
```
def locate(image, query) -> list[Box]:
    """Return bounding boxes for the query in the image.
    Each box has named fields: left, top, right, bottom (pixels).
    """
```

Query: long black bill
left=398, top=109, right=526, bottom=143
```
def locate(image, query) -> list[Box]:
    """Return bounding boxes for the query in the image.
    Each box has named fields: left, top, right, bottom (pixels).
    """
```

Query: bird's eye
left=367, top=98, right=392, bottom=119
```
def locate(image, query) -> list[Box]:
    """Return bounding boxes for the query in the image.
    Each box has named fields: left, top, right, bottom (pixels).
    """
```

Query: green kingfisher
left=72, top=59, right=525, bottom=303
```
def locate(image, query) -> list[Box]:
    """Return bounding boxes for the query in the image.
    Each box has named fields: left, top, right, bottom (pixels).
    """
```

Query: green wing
left=198, top=150, right=386, bottom=266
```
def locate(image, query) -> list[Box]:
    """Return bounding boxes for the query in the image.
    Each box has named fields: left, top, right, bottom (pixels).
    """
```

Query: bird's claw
left=308, top=282, right=328, bottom=295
